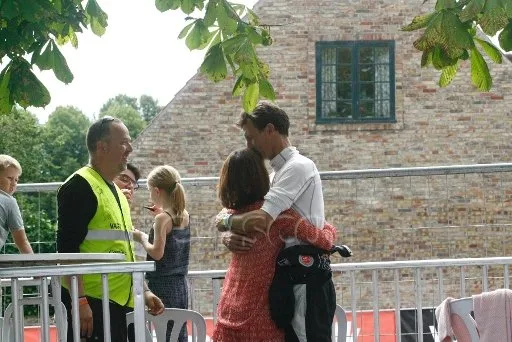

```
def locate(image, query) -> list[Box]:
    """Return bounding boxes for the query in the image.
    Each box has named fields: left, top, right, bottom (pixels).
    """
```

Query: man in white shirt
left=218, top=102, right=336, bottom=342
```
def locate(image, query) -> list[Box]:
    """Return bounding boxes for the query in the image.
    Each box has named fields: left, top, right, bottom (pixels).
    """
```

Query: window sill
left=310, top=120, right=403, bottom=132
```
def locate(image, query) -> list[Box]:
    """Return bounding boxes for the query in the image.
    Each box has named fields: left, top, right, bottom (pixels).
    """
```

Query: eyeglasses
left=100, top=116, right=115, bottom=126
left=116, top=174, right=139, bottom=189
left=95, top=116, right=116, bottom=142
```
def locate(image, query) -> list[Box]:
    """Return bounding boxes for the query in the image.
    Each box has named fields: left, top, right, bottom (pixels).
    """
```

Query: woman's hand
left=144, top=204, right=163, bottom=217
left=144, top=290, right=165, bottom=316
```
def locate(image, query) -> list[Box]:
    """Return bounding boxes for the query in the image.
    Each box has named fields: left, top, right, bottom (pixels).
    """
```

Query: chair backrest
left=449, top=297, right=479, bottom=342
left=2, top=296, right=67, bottom=342
left=332, top=304, right=347, bottom=342
left=126, top=308, right=207, bottom=342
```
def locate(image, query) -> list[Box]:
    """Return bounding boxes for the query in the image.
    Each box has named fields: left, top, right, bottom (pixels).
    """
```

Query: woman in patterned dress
left=212, top=149, right=337, bottom=342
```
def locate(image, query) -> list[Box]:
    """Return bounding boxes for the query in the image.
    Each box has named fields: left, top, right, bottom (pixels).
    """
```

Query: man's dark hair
left=237, top=102, right=290, bottom=136
left=218, top=148, right=270, bottom=210
left=86, top=116, right=121, bottom=153
left=126, top=162, right=141, bottom=181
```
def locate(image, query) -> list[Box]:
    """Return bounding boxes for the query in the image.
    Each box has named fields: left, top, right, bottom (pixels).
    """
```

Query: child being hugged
left=133, top=165, right=190, bottom=342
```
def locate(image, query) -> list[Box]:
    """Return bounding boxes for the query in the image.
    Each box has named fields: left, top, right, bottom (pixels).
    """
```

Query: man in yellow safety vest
left=57, top=116, right=164, bottom=341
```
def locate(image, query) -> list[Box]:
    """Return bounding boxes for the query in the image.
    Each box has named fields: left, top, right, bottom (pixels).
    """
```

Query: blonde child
left=0, top=154, right=33, bottom=254
left=132, top=165, right=190, bottom=342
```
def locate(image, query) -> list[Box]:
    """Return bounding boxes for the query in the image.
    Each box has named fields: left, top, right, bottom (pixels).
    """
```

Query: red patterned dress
left=212, top=201, right=337, bottom=342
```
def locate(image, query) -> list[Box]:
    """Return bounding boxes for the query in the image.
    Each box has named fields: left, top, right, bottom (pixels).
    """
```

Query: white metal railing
left=11, top=162, right=512, bottom=340
left=0, top=261, right=154, bottom=342
left=187, top=256, right=512, bottom=341
left=15, top=163, right=512, bottom=192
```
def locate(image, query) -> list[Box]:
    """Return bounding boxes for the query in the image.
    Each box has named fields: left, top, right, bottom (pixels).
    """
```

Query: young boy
left=0, top=155, right=34, bottom=253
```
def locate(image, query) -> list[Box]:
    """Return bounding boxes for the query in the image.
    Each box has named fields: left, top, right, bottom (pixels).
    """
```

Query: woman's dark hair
left=218, top=148, right=270, bottom=210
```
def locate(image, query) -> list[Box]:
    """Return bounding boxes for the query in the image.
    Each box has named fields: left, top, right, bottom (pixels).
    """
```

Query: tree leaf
left=203, top=0, right=218, bottom=27
left=259, top=78, right=275, bottom=100
left=178, top=21, right=195, bottom=39
left=498, top=22, right=512, bottom=51
left=413, top=11, right=473, bottom=58
left=85, top=0, right=108, bottom=36
left=52, top=0, right=63, bottom=14
left=199, top=43, right=227, bottom=82
left=221, top=0, right=240, bottom=20
left=231, top=75, right=245, bottom=96
left=401, top=13, right=436, bottom=31
left=19, top=0, right=46, bottom=22
left=475, top=37, right=502, bottom=63
left=247, top=8, right=260, bottom=26
left=246, top=25, right=263, bottom=45
left=10, top=59, right=51, bottom=108
left=34, top=41, right=54, bottom=71
left=439, top=62, right=459, bottom=87
left=233, top=37, right=256, bottom=65
left=51, top=42, right=74, bottom=83
left=185, top=20, right=209, bottom=50
left=470, top=47, right=492, bottom=91
left=421, top=49, right=433, bottom=67
left=0, top=63, right=13, bottom=115
left=1, top=0, right=20, bottom=20
left=435, top=0, right=457, bottom=10
left=216, top=0, right=238, bottom=35
left=155, top=0, right=180, bottom=12
left=479, top=0, right=509, bottom=36
left=243, top=82, right=259, bottom=112
left=181, top=0, right=195, bottom=15
left=459, top=0, right=485, bottom=22
left=432, top=46, right=458, bottom=69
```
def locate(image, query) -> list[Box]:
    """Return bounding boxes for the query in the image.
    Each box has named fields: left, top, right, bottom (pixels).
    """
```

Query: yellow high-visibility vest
left=63, top=166, right=135, bottom=307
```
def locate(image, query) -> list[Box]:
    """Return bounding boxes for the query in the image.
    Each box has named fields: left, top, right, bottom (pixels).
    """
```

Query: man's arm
left=11, top=229, right=33, bottom=253
left=219, top=162, right=315, bottom=235
left=230, top=209, right=273, bottom=234
left=57, top=175, right=97, bottom=337
left=57, top=175, right=95, bottom=253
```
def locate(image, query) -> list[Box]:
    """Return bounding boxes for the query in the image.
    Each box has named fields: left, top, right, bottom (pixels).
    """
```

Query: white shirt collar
left=269, top=146, right=297, bottom=172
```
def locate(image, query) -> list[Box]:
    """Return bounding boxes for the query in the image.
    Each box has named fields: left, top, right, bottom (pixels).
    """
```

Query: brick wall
left=129, top=0, right=512, bottom=311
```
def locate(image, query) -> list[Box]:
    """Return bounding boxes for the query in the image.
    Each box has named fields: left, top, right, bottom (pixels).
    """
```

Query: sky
left=29, top=0, right=258, bottom=123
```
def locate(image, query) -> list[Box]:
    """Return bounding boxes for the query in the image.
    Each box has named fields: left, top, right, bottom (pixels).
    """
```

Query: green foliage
left=43, top=106, right=90, bottom=182
left=100, top=103, right=147, bottom=139
left=0, top=0, right=98, bottom=114
left=403, top=0, right=511, bottom=91
left=139, top=95, right=161, bottom=122
left=99, top=94, right=157, bottom=135
left=100, top=94, right=139, bottom=114
left=0, top=0, right=275, bottom=116
left=176, top=0, right=275, bottom=111
left=0, top=107, right=49, bottom=182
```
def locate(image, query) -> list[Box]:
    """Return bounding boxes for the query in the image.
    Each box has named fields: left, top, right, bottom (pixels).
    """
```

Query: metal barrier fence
left=12, top=162, right=512, bottom=340
left=187, top=256, right=512, bottom=341
left=0, top=260, right=153, bottom=342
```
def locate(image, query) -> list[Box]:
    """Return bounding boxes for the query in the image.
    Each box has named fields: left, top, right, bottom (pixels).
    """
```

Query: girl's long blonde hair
left=147, top=165, right=186, bottom=226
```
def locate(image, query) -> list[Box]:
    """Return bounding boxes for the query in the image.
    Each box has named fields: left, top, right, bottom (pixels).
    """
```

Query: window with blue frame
left=315, top=41, right=396, bottom=123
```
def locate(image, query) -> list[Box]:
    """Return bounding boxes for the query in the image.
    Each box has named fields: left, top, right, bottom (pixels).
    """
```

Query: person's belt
left=275, top=245, right=332, bottom=284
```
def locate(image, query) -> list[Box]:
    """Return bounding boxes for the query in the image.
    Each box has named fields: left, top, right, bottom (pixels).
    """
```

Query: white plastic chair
left=126, top=308, right=206, bottom=342
left=449, top=297, right=479, bottom=342
left=2, top=296, right=67, bottom=342
left=332, top=304, right=347, bottom=342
